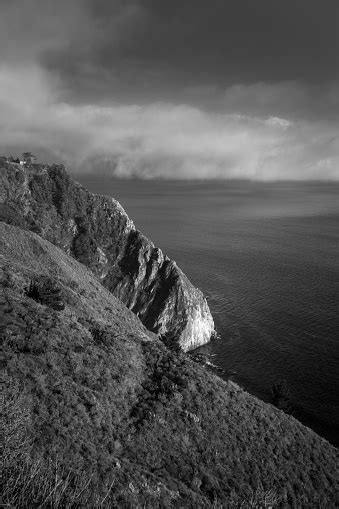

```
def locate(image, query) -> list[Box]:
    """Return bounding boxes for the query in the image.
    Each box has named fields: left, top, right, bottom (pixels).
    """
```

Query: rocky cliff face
left=0, top=162, right=214, bottom=350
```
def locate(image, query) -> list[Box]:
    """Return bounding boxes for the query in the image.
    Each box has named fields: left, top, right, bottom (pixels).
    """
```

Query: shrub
left=271, top=380, right=293, bottom=414
left=26, top=277, right=65, bottom=311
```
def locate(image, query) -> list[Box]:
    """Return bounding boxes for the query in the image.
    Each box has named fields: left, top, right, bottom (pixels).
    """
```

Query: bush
left=271, top=380, right=293, bottom=414
left=2, top=373, right=164, bottom=508
left=26, top=277, right=65, bottom=311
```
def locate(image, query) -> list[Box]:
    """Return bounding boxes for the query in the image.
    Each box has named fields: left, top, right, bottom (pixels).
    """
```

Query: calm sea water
left=77, top=175, right=339, bottom=445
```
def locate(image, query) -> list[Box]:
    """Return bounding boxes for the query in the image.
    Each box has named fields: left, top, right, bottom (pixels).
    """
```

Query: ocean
left=77, top=175, right=339, bottom=446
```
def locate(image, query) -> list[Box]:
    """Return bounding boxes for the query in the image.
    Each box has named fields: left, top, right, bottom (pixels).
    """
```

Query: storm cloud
left=0, top=0, right=338, bottom=179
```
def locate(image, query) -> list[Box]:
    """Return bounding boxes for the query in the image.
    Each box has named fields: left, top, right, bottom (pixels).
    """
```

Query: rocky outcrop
left=0, top=162, right=214, bottom=350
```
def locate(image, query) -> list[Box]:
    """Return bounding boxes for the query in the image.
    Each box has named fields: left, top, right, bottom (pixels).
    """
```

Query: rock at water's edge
left=0, top=162, right=214, bottom=350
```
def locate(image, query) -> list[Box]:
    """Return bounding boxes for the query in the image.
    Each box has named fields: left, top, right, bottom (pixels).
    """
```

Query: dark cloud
left=0, top=0, right=338, bottom=179
left=182, top=82, right=339, bottom=122
left=42, top=0, right=339, bottom=101
left=4, top=0, right=336, bottom=104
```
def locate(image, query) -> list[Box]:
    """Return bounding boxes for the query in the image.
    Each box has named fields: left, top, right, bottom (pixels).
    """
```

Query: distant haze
left=0, top=0, right=338, bottom=180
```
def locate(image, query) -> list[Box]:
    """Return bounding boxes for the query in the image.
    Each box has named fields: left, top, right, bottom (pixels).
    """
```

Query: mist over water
left=78, top=175, right=339, bottom=445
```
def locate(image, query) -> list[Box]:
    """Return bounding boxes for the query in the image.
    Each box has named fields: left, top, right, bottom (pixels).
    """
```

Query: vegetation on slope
left=1, top=222, right=337, bottom=508
left=0, top=161, right=214, bottom=350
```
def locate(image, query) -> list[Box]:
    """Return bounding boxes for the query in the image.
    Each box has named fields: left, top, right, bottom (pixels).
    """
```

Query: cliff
left=0, top=162, right=214, bottom=350
left=1, top=221, right=337, bottom=507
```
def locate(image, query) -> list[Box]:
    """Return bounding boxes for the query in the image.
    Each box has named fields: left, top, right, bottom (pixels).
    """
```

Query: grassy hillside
left=1, top=222, right=338, bottom=508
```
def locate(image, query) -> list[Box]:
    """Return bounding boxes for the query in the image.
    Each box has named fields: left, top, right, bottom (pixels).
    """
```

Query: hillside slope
left=0, top=162, right=214, bottom=350
left=1, top=222, right=337, bottom=508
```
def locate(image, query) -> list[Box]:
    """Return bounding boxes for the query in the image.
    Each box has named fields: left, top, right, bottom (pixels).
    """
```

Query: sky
left=0, top=0, right=338, bottom=180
